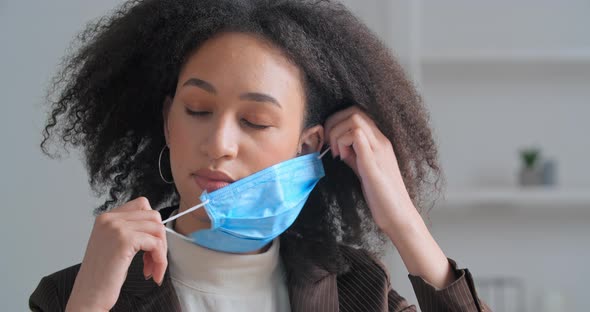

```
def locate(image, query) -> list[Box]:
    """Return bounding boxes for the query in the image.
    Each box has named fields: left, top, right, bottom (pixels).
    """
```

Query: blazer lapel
left=117, top=251, right=181, bottom=312
left=288, top=269, right=339, bottom=312
left=336, top=247, right=389, bottom=312
left=285, top=245, right=391, bottom=312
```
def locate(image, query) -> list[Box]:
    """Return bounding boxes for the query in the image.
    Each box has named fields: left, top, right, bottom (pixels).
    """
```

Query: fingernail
left=145, top=274, right=152, bottom=281
left=157, top=279, right=163, bottom=287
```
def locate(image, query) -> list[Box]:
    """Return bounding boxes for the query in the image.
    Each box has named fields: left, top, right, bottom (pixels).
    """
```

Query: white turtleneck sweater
left=165, top=213, right=291, bottom=312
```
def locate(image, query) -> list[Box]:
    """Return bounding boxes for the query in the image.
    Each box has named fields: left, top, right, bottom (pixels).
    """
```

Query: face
left=163, top=32, right=323, bottom=230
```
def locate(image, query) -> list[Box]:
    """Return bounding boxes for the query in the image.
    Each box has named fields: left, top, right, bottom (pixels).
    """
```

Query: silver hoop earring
left=158, top=145, right=174, bottom=184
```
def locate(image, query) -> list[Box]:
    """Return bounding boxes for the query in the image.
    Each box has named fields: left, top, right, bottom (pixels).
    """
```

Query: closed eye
left=241, top=119, right=270, bottom=130
left=185, top=107, right=269, bottom=129
left=185, top=107, right=211, bottom=117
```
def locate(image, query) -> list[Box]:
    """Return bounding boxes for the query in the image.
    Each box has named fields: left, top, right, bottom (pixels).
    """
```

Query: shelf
left=433, top=187, right=590, bottom=213
left=421, top=50, right=590, bottom=65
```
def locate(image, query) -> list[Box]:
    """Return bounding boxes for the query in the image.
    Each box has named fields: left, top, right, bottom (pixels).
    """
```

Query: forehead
left=177, top=32, right=305, bottom=104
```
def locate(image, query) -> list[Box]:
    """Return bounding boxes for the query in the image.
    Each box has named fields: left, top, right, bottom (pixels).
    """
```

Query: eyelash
left=185, top=107, right=270, bottom=130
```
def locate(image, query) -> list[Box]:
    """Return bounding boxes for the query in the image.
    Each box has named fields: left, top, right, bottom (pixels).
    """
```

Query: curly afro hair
left=41, top=0, right=442, bottom=283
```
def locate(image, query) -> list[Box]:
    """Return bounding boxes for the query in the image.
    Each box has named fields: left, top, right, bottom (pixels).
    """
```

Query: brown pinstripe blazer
left=30, top=206, right=490, bottom=312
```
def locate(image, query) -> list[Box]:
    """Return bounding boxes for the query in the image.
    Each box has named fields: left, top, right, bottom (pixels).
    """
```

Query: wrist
left=382, top=208, right=455, bottom=288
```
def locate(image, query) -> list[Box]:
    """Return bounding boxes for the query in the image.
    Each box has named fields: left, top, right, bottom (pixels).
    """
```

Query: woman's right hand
left=65, top=197, right=168, bottom=312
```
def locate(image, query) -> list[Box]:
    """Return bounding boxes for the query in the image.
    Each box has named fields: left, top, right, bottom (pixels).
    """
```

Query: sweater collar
left=164, top=209, right=283, bottom=294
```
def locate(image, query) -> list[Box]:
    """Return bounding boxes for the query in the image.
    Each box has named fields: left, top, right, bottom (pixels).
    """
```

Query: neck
left=173, top=198, right=211, bottom=235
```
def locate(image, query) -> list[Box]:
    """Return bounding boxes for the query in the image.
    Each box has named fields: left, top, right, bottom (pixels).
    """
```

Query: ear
left=162, top=96, right=173, bottom=145
left=298, top=124, right=324, bottom=155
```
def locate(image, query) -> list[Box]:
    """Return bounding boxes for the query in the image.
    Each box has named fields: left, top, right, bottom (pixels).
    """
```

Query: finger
left=328, top=114, right=378, bottom=158
left=324, top=108, right=354, bottom=157
left=323, top=106, right=358, bottom=134
left=334, top=128, right=374, bottom=172
left=131, top=232, right=168, bottom=285
left=145, top=237, right=167, bottom=286
left=336, top=132, right=356, bottom=169
left=143, top=252, right=154, bottom=280
left=111, top=209, right=162, bottom=223
left=155, top=228, right=168, bottom=286
left=151, top=250, right=168, bottom=286
left=114, top=197, right=153, bottom=213
left=324, top=106, right=375, bottom=156
left=156, top=223, right=168, bottom=286
left=128, top=220, right=167, bottom=281
left=127, top=221, right=166, bottom=241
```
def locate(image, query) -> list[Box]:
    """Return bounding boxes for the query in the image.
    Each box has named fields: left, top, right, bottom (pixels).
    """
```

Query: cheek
left=245, top=128, right=300, bottom=168
left=254, top=112, right=302, bottom=159
left=168, top=105, right=203, bottom=143
left=167, top=112, right=198, bottom=166
left=169, top=122, right=193, bottom=146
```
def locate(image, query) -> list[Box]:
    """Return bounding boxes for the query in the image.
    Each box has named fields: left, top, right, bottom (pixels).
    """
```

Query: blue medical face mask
left=162, top=150, right=328, bottom=253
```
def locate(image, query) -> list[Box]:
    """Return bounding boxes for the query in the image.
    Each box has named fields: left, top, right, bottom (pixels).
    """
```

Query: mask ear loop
left=161, top=199, right=210, bottom=225
left=161, top=199, right=211, bottom=239
left=318, top=146, right=331, bottom=159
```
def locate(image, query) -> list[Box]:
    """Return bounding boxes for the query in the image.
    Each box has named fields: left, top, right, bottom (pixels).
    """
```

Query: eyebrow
left=183, top=78, right=216, bottom=94
left=182, top=77, right=282, bottom=109
left=239, top=92, right=282, bottom=109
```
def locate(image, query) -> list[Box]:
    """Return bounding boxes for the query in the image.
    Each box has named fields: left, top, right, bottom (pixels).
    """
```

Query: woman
left=30, top=0, right=490, bottom=311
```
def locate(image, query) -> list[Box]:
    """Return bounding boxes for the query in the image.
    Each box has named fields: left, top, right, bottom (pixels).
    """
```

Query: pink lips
left=193, top=169, right=235, bottom=193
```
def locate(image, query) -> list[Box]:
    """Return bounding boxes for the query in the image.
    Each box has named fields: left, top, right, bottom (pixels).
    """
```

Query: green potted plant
left=519, top=147, right=543, bottom=186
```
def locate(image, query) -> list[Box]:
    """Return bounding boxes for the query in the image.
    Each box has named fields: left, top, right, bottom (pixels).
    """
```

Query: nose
left=200, top=114, right=239, bottom=161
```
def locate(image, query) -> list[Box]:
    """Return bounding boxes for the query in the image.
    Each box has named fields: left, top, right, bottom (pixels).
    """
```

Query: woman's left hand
left=324, top=105, right=456, bottom=289
left=324, top=106, right=417, bottom=232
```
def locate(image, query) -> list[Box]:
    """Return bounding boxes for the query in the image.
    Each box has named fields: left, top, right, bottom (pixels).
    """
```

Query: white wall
left=0, top=1, right=124, bottom=310
left=421, top=0, right=590, bottom=189
left=425, top=63, right=590, bottom=189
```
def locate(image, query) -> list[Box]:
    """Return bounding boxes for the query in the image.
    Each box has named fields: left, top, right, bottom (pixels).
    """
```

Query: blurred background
left=1, top=1, right=588, bottom=311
